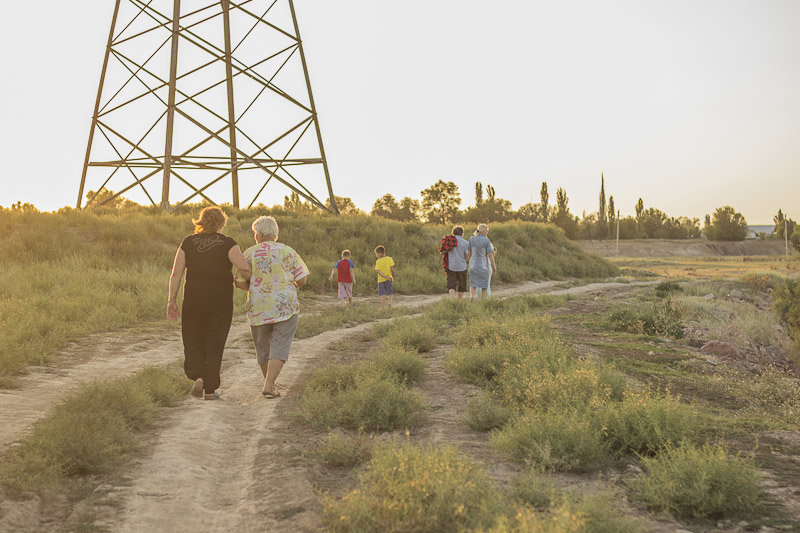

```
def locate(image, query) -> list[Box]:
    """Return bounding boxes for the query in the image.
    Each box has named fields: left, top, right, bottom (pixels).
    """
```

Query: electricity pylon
left=78, top=0, right=338, bottom=213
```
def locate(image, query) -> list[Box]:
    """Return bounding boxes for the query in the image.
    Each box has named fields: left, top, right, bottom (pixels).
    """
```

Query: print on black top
left=180, top=233, right=238, bottom=301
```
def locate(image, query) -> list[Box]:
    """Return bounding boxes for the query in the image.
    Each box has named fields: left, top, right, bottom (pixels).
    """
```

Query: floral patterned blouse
left=236, top=241, right=310, bottom=325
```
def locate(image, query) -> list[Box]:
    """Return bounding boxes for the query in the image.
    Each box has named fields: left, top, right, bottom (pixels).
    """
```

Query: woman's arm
left=295, top=275, right=308, bottom=288
left=167, top=247, right=186, bottom=321
left=488, top=252, right=497, bottom=274
left=228, top=245, right=252, bottom=281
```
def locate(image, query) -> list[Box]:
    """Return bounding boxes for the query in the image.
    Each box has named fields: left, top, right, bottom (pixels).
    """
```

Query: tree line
left=293, top=176, right=794, bottom=245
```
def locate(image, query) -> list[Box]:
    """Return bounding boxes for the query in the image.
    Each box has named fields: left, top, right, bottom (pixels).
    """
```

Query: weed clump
left=629, top=442, right=762, bottom=520
left=599, top=392, right=701, bottom=455
left=465, top=393, right=513, bottom=431
left=608, top=298, right=684, bottom=339
left=325, top=442, right=501, bottom=532
left=654, top=281, right=682, bottom=298
left=510, top=469, right=558, bottom=508
left=370, top=347, right=426, bottom=385
left=315, top=431, right=372, bottom=467
left=1, top=366, right=187, bottom=493
left=491, top=408, right=607, bottom=473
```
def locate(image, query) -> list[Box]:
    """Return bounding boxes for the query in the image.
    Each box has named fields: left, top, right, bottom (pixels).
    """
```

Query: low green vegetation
left=324, top=442, right=501, bottom=532
left=607, top=298, right=684, bottom=339
left=629, top=442, right=762, bottom=521
left=0, top=207, right=614, bottom=379
left=314, top=430, right=373, bottom=467
left=295, top=286, right=793, bottom=529
left=293, top=315, right=433, bottom=431
left=0, top=366, right=187, bottom=494
left=773, top=277, right=800, bottom=361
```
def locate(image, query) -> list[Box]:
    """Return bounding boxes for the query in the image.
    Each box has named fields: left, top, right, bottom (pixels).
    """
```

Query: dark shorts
left=446, top=269, right=467, bottom=292
left=378, top=280, right=394, bottom=295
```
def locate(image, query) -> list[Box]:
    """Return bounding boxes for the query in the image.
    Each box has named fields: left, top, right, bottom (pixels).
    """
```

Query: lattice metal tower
left=78, top=0, right=338, bottom=212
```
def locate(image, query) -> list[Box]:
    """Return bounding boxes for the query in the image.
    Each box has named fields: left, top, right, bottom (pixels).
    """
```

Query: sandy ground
left=0, top=279, right=661, bottom=532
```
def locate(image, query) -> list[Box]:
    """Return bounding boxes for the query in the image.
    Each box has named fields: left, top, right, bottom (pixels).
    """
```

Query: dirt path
left=0, top=279, right=663, bottom=531
left=0, top=279, right=587, bottom=451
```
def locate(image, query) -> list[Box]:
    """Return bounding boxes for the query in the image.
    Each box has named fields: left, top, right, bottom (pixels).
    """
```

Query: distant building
left=746, top=225, right=776, bottom=239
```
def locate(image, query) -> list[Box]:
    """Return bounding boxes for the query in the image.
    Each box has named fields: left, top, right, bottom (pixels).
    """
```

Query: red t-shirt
left=334, top=258, right=354, bottom=283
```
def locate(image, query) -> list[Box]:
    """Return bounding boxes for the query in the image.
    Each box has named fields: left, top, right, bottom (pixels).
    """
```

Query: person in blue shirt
left=468, top=224, right=497, bottom=300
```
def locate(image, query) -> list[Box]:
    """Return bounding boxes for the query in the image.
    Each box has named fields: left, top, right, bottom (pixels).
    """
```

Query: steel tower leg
left=78, top=0, right=122, bottom=209
left=161, top=0, right=182, bottom=210
left=288, top=0, right=337, bottom=214
left=221, top=0, right=240, bottom=208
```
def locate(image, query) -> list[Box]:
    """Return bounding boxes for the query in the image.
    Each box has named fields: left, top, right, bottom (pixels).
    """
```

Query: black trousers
left=181, top=296, right=233, bottom=394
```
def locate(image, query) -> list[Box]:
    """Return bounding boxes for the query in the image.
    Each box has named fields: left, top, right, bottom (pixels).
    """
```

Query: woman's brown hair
left=193, top=206, right=228, bottom=234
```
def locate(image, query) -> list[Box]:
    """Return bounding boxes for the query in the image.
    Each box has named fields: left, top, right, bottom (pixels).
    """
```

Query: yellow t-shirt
left=375, top=256, right=394, bottom=282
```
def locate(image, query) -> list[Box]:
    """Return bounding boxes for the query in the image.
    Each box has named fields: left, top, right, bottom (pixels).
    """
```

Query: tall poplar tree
left=598, top=173, right=607, bottom=239
left=540, top=181, right=549, bottom=223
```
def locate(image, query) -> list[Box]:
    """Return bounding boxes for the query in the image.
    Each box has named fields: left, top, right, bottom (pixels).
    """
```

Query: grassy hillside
left=0, top=206, right=616, bottom=379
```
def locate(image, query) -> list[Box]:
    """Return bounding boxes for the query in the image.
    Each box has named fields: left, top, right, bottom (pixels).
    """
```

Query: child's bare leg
left=348, top=296, right=353, bottom=308
left=259, top=363, right=268, bottom=378
left=388, top=294, right=393, bottom=306
left=470, top=286, right=477, bottom=300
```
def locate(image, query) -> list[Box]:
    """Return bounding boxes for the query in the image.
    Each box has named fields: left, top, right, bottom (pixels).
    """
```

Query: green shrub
left=296, top=371, right=424, bottom=431
left=496, top=363, right=625, bottom=413
left=370, top=347, right=426, bottom=385
left=315, top=431, right=372, bottom=467
left=654, top=281, right=682, bottom=298
left=385, top=318, right=438, bottom=353
left=446, top=345, right=513, bottom=386
left=344, top=375, right=425, bottom=431
left=491, top=409, right=607, bottom=473
left=465, top=393, right=513, bottom=431
left=750, top=366, right=800, bottom=409
left=573, top=492, right=643, bottom=533
left=510, top=468, right=558, bottom=508
left=600, top=392, right=701, bottom=455
left=773, top=278, right=800, bottom=343
left=739, top=273, right=781, bottom=293
left=325, top=442, right=501, bottom=532
left=608, top=298, right=683, bottom=339
left=629, top=442, right=762, bottom=520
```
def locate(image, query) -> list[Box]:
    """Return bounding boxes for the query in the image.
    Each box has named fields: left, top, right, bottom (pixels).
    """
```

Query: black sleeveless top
left=180, top=232, right=238, bottom=301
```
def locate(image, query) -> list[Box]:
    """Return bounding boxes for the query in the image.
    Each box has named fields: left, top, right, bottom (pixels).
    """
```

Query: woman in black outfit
left=167, top=207, right=251, bottom=400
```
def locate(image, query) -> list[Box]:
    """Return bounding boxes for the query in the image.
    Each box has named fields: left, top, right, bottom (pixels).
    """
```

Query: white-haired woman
left=168, top=206, right=252, bottom=400
left=235, top=216, right=309, bottom=398
left=468, top=223, right=497, bottom=300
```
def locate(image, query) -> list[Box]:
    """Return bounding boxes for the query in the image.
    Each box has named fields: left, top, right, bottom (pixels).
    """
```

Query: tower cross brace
left=78, top=0, right=338, bottom=213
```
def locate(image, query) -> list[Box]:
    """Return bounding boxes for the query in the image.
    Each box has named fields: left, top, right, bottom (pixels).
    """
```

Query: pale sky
left=1, top=0, right=799, bottom=223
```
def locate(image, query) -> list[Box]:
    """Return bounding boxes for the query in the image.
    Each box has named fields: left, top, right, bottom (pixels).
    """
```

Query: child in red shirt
left=329, top=250, right=355, bottom=308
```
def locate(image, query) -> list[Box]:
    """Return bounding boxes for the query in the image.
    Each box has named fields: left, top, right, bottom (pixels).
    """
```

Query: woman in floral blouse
left=235, top=216, right=309, bottom=398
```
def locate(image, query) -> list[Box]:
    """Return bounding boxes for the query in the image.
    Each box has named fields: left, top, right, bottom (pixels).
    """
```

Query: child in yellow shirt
left=374, top=245, right=396, bottom=308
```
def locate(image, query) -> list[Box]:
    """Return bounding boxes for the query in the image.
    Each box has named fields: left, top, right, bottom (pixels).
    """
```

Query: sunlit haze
left=1, top=0, right=798, bottom=223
